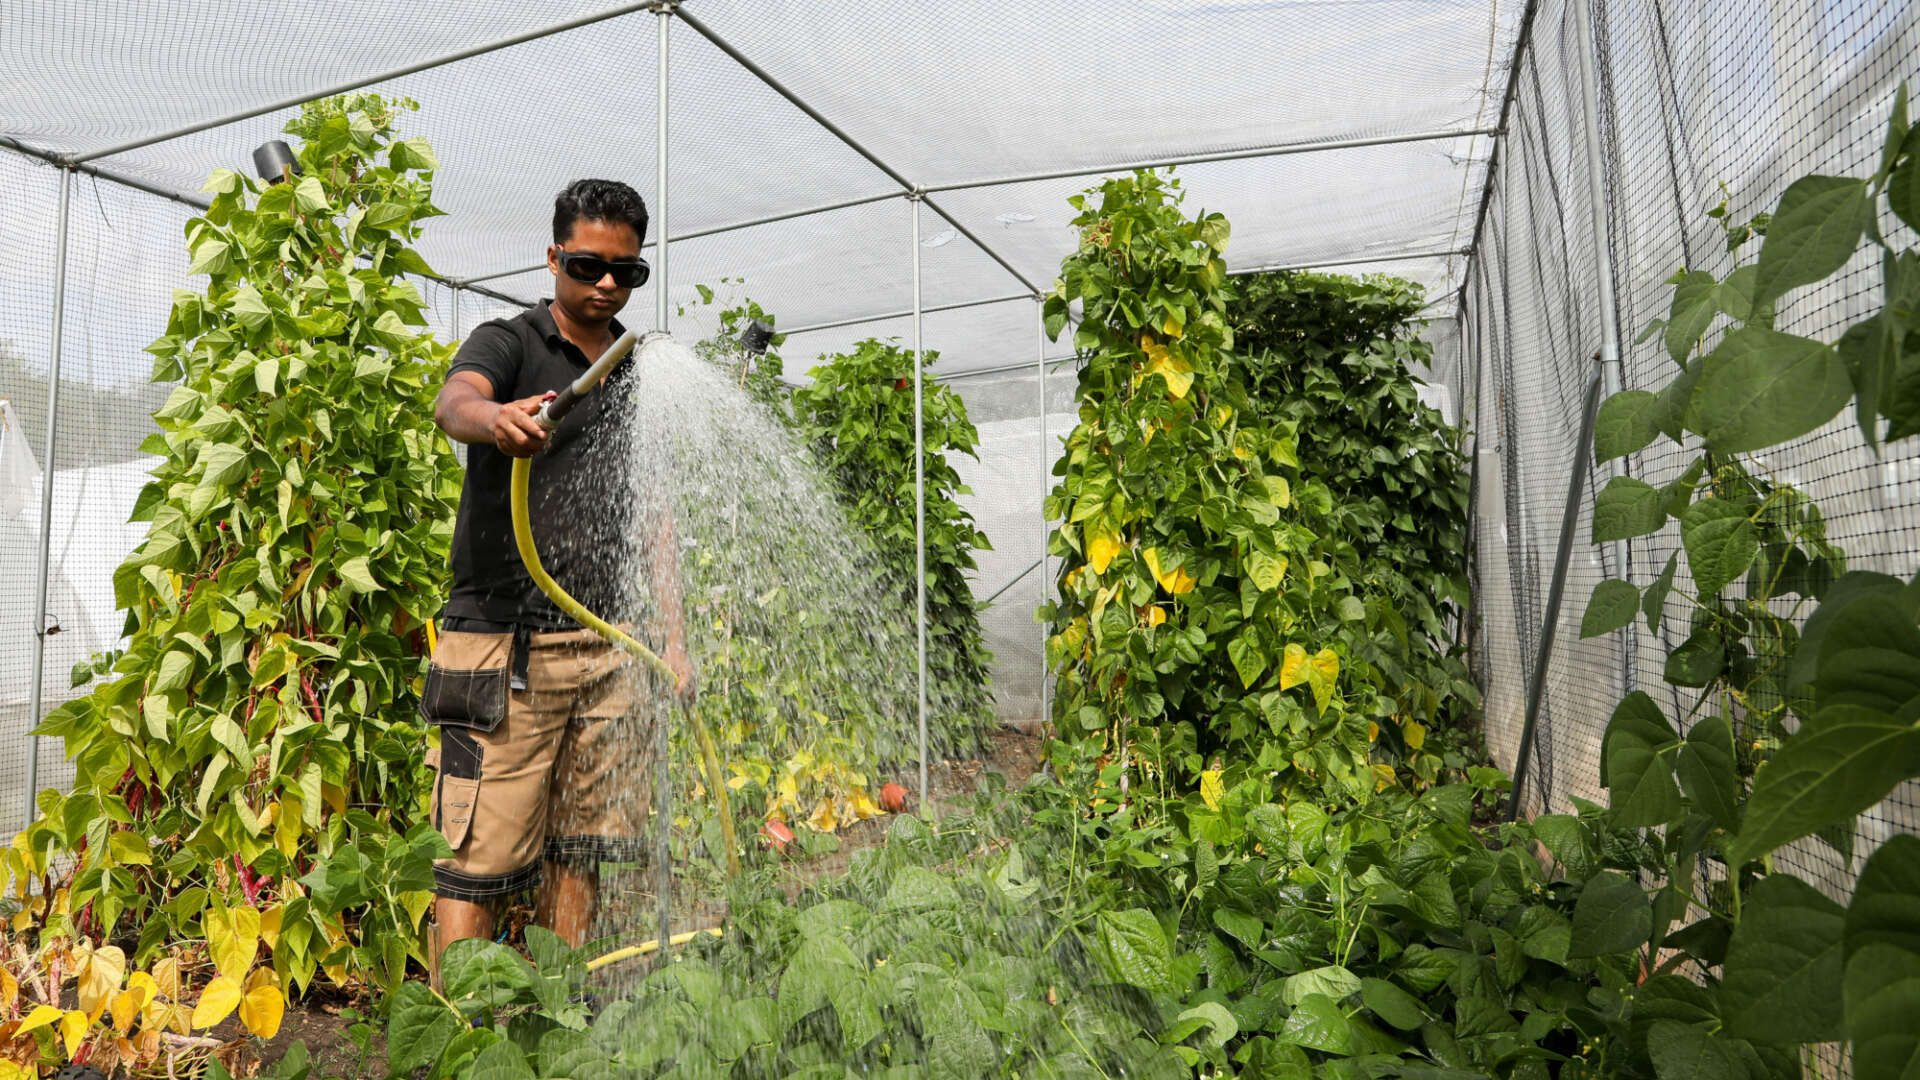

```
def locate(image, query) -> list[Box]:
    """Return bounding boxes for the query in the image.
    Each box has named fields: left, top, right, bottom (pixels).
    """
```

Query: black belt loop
left=510, top=624, right=533, bottom=691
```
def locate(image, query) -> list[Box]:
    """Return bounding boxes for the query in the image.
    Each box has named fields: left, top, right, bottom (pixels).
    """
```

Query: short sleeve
left=446, top=320, right=522, bottom=400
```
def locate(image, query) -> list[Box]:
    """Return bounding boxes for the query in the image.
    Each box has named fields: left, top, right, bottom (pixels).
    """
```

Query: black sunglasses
left=555, top=247, right=650, bottom=289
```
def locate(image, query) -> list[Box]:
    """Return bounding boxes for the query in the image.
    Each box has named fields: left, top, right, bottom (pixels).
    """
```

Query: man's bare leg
left=536, top=860, right=599, bottom=948
left=432, top=896, right=498, bottom=990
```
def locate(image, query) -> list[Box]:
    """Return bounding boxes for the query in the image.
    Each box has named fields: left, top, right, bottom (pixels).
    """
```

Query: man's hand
left=491, top=396, right=553, bottom=458
left=663, top=639, right=697, bottom=702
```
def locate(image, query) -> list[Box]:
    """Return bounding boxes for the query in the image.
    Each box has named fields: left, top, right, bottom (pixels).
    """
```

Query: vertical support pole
left=1508, top=363, right=1608, bottom=821
left=25, top=166, right=73, bottom=828
left=450, top=284, right=461, bottom=341
left=1571, top=0, right=1634, bottom=694
left=911, top=193, right=929, bottom=813
left=651, top=1, right=674, bottom=966
left=1035, top=301, right=1049, bottom=735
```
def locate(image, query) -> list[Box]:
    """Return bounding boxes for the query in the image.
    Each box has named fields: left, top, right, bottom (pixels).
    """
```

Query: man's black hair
left=553, top=179, right=649, bottom=246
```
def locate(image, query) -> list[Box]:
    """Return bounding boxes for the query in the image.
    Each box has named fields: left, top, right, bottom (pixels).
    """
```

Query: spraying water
left=537, top=330, right=983, bottom=966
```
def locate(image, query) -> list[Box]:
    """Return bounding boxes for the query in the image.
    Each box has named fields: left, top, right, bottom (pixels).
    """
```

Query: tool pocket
left=418, top=631, right=511, bottom=733
left=433, top=728, right=484, bottom=851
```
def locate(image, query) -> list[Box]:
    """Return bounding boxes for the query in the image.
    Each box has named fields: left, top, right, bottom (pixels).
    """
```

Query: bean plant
left=8, top=95, right=459, bottom=994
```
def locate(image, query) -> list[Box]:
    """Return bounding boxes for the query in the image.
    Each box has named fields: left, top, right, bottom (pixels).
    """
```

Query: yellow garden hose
left=510, top=455, right=741, bottom=878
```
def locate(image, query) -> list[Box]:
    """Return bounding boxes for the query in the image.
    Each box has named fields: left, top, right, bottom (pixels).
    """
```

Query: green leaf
left=1719, top=874, right=1845, bottom=1042
left=1752, top=175, right=1871, bottom=307
left=1275, top=993, right=1351, bottom=1055
left=1227, top=635, right=1266, bottom=689
left=1892, top=156, right=1920, bottom=234
left=1675, top=716, right=1740, bottom=832
left=1844, top=944, right=1920, bottom=1080
left=336, top=557, right=378, bottom=593
left=1571, top=870, right=1652, bottom=958
left=1665, top=270, right=1721, bottom=363
left=1281, top=965, right=1361, bottom=1006
left=1246, top=550, right=1286, bottom=592
left=464, top=1039, right=535, bottom=1080
left=1688, top=327, right=1851, bottom=454
left=1531, top=814, right=1594, bottom=880
left=389, top=137, right=439, bottom=172
left=1734, top=706, right=1920, bottom=865
left=1714, top=265, right=1772, bottom=326
left=1663, top=630, right=1725, bottom=688
left=1646, top=1021, right=1750, bottom=1080
left=1581, top=579, right=1641, bottom=639
left=1846, top=835, right=1920, bottom=964
left=1594, top=390, right=1664, bottom=462
left=1593, top=477, right=1667, bottom=542
left=1643, top=552, right=1680, bottom=633
left=1360, top=977, right=1427, bottom=1031
left=386, top=980, right=462, bottom=1075
left=1680, top=498, right=1758, bottom=597
left=1602, top=692, right=1683, bottom=828
left=442, top=939, right=536, bottom=1014
left=1095, top=908, right=1172, bottom=991
left=1170, top=1002, right=1237, bottom=1049
left=291, top=176, right=330, bottom=214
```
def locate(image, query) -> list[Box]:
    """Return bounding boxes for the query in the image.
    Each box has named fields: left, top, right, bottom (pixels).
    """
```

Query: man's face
left=547, top=217, right=643, bottom=325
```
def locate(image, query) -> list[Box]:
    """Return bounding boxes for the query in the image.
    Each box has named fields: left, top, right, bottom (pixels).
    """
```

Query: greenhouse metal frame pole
left=672, top=8, right=1039, bottom=296
left=1570, top=0, right=1635, bottom=695
left=652, top=2, right=674, bottom=966
left=911, top=194, right=930, bottom=811
left=1036, top=300, right=1050, bottom=735
left=67, top=1, right=664, bottom=164
left=924, top=127, right=1500, bottom=194
left=779, top=293, right=1033, bottom=338
left=25, top=167, right=74, bottom=827
left=1508, top=361, right=1607, bottom=822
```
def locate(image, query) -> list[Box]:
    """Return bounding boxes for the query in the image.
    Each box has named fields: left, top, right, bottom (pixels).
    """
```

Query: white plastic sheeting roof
left=1, top=0, right=1518, bottom=374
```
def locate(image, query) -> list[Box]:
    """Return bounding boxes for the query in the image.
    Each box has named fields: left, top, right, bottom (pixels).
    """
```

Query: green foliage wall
left=10, top=96, right=460, bottom=991
left=790, top=339, right=996, bottom=739
left=1227, top=271, right=1478, bottom=735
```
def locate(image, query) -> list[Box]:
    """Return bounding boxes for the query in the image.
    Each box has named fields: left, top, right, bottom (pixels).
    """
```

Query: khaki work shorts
left=421, top=626, right=657, bottom=902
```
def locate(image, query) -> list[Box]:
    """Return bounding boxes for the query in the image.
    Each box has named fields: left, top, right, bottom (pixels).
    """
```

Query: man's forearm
left=436, top=384, right=502, bottom=446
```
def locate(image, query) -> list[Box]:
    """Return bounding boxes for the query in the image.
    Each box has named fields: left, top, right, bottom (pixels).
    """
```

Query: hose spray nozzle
left=536, top=328, right=643, bottom=429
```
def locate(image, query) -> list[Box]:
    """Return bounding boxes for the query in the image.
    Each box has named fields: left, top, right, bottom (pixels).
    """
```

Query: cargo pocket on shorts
left=418, top=632, right=512, bottom=733
left=435, top=728, right=484, bottom=851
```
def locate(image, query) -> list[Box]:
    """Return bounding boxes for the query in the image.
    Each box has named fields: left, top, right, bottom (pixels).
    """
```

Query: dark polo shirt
left=443, top=300, right=641, bottom=629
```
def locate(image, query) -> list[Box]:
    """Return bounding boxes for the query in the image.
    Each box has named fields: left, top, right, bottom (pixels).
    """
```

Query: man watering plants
left=425, top=178, right=695, bottom=966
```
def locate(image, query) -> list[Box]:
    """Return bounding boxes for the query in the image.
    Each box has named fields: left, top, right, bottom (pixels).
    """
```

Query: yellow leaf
left=77, top=944, right=126, bottom=1021
left=190, top=975, right=243, bottom=1030
left=1368, top=722, right=1379, bottom=743
left=0, top=1060, right=31, bottom=1080
left=150, top=957, right=180, bottom=1002
left=1140, top=605, right=1167, bottom=628
left=1211, top=405, right=1233, bottom=427
left=1199, top=770, right=1224, bottom=812
left=110, top=989, right=140, bottom=1033
left=1373, top=764, right=1399, bottom=793
left=239, top=983, right=284, bottom=1040
left=807, top=798, right=839, bottom=833
left=1403, top=721, right=1426, bottom=751
left=1143, top=343, right=1195, bottom=399
left=1141, top=548, right=1196, bottom=595
left=849, top=789, right=883, bottom=820
left=60, top=1009, right=88, bottom=1059
left=1088, top=531, right=1122, bottom=575
left=207, top=904, right=259, bottom=982
left=17, top=1003, right=64, bottom=1035
left=0, top=966, right=16, bottom=1012
left=259, top=904, right=284, bottom=951
left=1278, top=644, right=1309, bottom=690
left=9, top=908, right=28, bottom=933
left=126, top=972, right=158, bottom=1011
left=1307, top=649, right=1340, bottom=712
